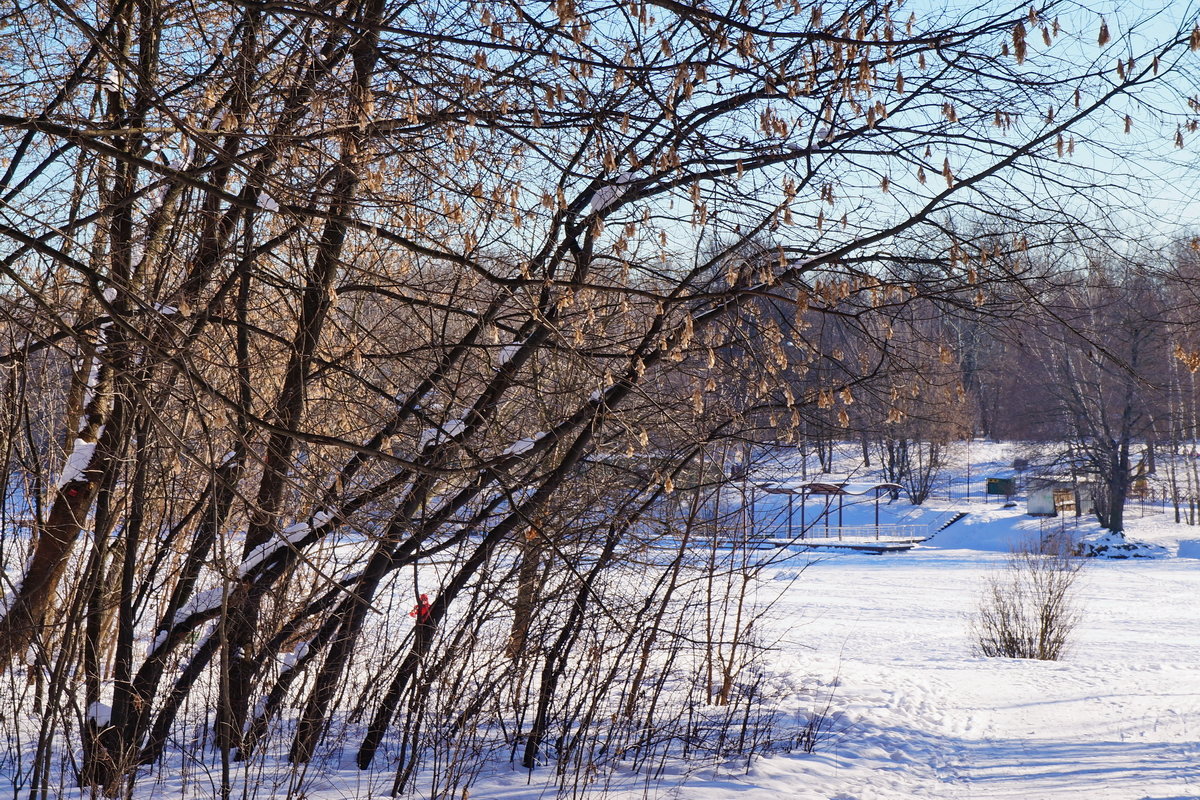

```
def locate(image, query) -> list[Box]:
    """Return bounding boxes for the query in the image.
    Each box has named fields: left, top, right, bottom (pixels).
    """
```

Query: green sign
left=986, top=478, right=1015, bottom=496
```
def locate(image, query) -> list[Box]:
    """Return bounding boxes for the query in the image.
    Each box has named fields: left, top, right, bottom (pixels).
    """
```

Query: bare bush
left=794, top=679, right=842, bottom=755
left=971, top=542, right=1084, bottom=661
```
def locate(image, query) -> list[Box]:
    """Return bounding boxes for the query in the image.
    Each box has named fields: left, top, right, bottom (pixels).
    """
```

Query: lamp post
left=875, top=488, right=881, bottom=540
left=787, top=492, right=794, bottom=539
left=966, top=438, right=972, bottom=503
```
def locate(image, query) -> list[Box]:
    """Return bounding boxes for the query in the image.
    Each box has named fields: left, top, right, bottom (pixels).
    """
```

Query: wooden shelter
left=757, top=479, right=905, bottom=539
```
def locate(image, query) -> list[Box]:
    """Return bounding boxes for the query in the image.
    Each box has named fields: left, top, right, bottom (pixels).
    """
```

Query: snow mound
left=1178, top=539, right=1200, bottom=559
left=1076, top=530, right=1166, bottom=559
left=924, top=505, right=1042, bottom=552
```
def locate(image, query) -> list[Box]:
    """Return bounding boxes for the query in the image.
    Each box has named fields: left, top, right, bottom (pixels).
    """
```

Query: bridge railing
left=787, top=523, right=929, bottom=542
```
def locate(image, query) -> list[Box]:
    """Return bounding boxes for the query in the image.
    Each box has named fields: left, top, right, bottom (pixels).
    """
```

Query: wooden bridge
left=762, top=511, right=970, bottom=554
left=765, top=523, right=931, bottom=553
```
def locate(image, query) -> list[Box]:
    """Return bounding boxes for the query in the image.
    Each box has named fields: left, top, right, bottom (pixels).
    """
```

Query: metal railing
left=787, top=523, right=929, bottom=543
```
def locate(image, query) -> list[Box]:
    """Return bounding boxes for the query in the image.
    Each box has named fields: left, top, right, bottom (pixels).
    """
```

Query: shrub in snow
left=1074, top=531, right=1166, bottom=559
left=971, top=541, right=1083, bottom=661
left=794, top=683, right=843, bottom=754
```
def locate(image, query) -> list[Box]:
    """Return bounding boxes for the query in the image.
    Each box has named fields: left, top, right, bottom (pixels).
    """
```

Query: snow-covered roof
left=758, top=480, right=903, bottom=496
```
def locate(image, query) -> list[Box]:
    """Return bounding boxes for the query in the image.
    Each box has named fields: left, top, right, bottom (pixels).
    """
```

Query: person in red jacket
left=410, top=593, right=431, bottom=623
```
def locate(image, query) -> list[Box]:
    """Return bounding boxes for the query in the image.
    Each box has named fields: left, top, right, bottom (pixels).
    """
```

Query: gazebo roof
left=756, top=480, right=903, bottom=496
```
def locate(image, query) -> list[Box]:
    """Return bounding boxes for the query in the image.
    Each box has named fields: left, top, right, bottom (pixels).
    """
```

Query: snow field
left=5, top=439, right=1200, bottom=799
left=510, top=440, right=1200, bottom=799
left=421, top=502, right=1200, bottom=800
left=744, top=548, right=1200, bottom=799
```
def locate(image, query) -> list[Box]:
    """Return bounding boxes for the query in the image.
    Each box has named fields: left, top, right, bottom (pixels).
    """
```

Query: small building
left=1026, top=478, right=1093, bottom=517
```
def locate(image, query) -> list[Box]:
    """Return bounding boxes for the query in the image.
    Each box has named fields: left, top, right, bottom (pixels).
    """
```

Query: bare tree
left=1016, top=263, right=1170, bottom=532
left=0, top=0, right=1194, bottom=795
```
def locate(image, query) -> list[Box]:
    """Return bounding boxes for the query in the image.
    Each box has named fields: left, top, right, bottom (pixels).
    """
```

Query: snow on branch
left=502, top=432, right=545, bottom=456
left=172, top=587, right=225, bottom=626
left=498, top=343, right=522, bottom=366
left=237, top=510, right=334, bottom=577
left=589, top=172, right=636, bottom=212
left=56, top=439, right=97, bottom=488
left=419, top=419, right=466, bottom=449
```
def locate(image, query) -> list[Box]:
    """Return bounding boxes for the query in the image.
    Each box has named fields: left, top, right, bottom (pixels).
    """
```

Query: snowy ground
left=734, top=544, right=1200, bottom=800
left=23, top=441, right=1200, bottom=799
left=243, top=534, right=1200, bottom=800
left=474, top=441, right=1200, bottom=799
